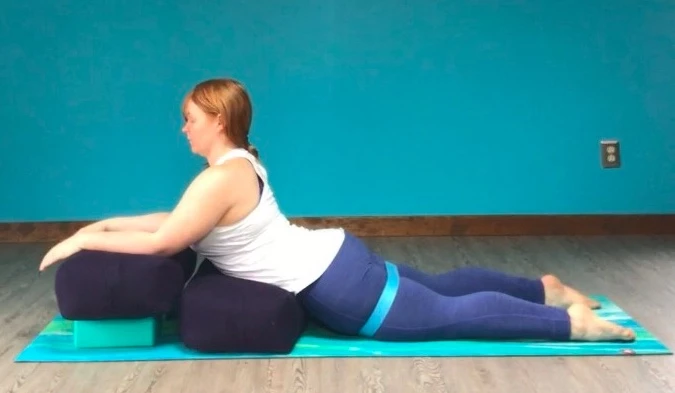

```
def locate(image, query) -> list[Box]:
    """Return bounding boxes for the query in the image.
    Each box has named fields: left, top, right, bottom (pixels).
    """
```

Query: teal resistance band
left=358, top=261, right=400, bottom=337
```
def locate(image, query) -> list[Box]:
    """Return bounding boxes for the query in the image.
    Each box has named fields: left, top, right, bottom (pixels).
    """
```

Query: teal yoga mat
left=14, top=296, right=671, bottom=362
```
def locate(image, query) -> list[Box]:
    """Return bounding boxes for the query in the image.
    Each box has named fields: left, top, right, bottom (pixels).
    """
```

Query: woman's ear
left=216, top=114, right=226, bottom=132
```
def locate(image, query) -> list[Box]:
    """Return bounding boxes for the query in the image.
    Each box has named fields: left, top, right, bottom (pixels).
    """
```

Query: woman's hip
left=296, top=232, right=387, bottom=335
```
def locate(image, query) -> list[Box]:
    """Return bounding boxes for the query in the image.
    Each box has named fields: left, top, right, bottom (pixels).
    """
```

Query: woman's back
left=190, top=148, right=345, bottom=294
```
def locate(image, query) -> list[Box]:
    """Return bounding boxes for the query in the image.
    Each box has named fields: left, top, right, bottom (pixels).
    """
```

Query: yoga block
left=55, top=249, right=193, bottom=320
left=179, top=260, right=307, bottom=354
left=73, top=318, right=157, bottom=349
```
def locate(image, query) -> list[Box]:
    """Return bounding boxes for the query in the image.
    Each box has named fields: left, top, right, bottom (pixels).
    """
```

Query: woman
left=39, top=78, right=635, bottom=342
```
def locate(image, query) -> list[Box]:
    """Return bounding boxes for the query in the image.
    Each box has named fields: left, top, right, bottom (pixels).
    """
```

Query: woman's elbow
left=150, top=235, right=190, bottom=258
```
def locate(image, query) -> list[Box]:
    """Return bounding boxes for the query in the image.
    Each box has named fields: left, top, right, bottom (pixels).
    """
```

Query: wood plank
left=0, top=214, right=674, bottom=242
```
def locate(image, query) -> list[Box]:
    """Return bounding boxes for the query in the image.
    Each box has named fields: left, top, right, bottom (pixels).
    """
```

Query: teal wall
left=1, top=0, right=673, bottom=222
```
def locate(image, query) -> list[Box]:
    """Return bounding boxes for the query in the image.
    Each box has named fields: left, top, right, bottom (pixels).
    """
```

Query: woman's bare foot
left=541, top=274, right=601, bottom=309
left=568, top=303, right=635, bottom=341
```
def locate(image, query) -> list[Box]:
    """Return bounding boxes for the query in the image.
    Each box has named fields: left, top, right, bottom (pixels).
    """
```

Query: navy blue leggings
left=297, top=232, right=571, bottom=341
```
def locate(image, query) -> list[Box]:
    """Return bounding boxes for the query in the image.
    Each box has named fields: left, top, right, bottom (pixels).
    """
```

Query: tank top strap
left=214, top=148, right=269, bottom=183
left=214, top=148, right=249, bottom=165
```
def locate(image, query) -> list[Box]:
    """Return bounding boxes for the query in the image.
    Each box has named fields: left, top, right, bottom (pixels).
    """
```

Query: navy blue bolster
left=358, top=261, right=400, bottom=337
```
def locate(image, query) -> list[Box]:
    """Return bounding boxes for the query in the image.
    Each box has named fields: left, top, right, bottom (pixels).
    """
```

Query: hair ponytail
left=246, top=144, right=259, bottom=159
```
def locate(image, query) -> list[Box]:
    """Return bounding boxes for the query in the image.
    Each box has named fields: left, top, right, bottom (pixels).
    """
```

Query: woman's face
left=182, top=100, right=222, bottom=156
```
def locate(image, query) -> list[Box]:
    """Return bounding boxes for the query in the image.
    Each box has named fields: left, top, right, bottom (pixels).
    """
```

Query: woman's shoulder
left=189, top=155, right=261, bottom=207
left=205, top=156, right=259, bottom=185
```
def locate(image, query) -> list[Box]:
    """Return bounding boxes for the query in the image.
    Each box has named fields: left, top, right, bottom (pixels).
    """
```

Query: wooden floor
left=1, top=235, right=674, bottom=393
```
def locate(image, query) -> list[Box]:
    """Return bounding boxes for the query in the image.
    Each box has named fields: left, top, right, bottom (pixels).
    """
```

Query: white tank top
left=190, top=148, right=345, bottom=294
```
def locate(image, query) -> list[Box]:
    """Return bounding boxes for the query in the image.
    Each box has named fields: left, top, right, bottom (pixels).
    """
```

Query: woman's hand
left=39, top=234, right=84, bottom=272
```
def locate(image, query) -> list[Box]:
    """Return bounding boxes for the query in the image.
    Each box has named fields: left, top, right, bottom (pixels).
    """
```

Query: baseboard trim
left=0, top=214, right=673, bottom=243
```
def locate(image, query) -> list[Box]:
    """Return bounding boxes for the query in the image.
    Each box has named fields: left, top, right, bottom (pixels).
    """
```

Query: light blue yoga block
left=73, top=318, right=157, bottom=349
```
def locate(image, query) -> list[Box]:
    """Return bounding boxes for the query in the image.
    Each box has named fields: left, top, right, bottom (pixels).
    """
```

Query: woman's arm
left=39, top=167, right=237, bottom=271
left=103, top=212, right=170, bottom=233
left=77, top=212, right=170, bottom=234
left=84, top=169, right=234, bottom=255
